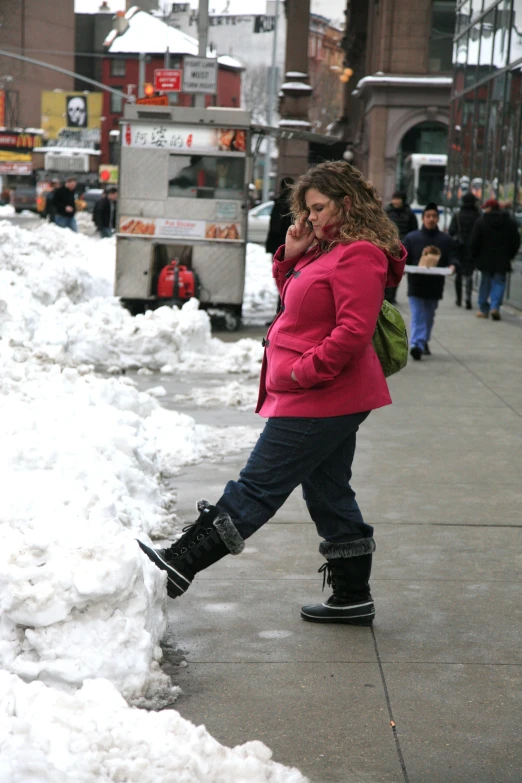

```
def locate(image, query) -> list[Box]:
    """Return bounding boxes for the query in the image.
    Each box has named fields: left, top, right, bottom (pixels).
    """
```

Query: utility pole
left=138, top=52, right=146, bottom=99
left=194, top=0, right=209, bottom=109
left=262, top=0, right=280, bottom=203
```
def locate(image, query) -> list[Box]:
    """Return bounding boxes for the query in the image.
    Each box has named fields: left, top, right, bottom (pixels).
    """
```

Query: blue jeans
left=98, top=227, right=113, bottom=238
left=478, top=272, right=506, bottom=314
left=55, top=215, right=78, bottom=232
left=408, top=296, right=439, bottom=350
left=216, top=412, right=373, bottom=544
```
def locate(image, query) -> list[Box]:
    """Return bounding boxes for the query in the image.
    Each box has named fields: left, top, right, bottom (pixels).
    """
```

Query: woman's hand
left=285, top=215, right=314, bottom=259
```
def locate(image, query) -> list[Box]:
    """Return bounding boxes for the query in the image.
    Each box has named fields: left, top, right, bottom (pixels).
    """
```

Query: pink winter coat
left=256, top=240, right=406, bottom=418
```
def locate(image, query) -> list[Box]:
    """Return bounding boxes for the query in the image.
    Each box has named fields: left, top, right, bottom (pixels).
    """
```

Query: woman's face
left=305, top=188, right=346, bottom=240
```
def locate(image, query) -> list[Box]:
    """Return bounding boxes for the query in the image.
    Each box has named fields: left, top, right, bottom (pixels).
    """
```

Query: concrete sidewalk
left=154, top=297, right=522, bottom=783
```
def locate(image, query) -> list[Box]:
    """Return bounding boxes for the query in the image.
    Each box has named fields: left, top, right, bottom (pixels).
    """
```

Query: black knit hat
left=423, top=202, right=439, bottom=214
left=461, top=192, right=477, bottom=206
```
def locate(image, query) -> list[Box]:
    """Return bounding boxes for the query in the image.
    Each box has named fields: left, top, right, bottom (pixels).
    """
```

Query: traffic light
left=143, top=83, right=154, bottom=97
left=340, top=68, right=354, bottom=84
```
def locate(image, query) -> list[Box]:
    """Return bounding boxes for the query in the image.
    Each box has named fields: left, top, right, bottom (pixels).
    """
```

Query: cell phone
left=306, top=219, right=313, bottom=231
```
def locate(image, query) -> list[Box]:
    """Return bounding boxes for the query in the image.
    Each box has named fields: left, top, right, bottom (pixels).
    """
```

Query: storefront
left=448, top=0, right=522, bottom=308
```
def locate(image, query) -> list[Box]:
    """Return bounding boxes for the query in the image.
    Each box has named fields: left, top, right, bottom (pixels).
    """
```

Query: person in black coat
left=93, top=187, right=118, bottom=238
left=43, top=179, right=60, bottom=223
left=403, top=202, right=458, bottom=360
left=470, top=199, right=521, bottom=320
left=265, top=177, right=294, bottom=255
left=448, top=192, right=481, bottom=309
left=384, top=191, right=418, bottom=303
left=52, top=177, right=78, bottom=232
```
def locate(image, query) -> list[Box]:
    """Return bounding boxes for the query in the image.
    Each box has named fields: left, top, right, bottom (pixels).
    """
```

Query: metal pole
left=262, top=0, right=280, bottom=203
left=0, top=47, right=133, bottom=102
left=138, top=52, right=146, bottom=98
left=194, top=0, right=209, bottom=109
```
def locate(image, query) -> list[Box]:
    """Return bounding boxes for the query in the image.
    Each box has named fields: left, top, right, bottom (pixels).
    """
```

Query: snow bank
left=0, top=221, right=263, bottom=373
left=0, top=221, right=306, bottom=783
left=0, top=349, right=257, bottom=702
left=243, top=242, right=279, bottom=326
left=0, top=673, right=308, bottom=783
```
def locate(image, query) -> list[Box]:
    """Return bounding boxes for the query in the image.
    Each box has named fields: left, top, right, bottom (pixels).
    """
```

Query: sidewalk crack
left=371, top=627, right=411, bottom=783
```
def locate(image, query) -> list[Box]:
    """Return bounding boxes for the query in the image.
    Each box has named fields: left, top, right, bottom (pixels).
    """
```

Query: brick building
left=308, top=13, right=344, bottom=134
left=0, top=0, right=75, bottom=130
left=341, top=0, right=456, bottom=200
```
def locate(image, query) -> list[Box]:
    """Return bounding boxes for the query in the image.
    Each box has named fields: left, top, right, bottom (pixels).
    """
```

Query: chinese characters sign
left=122, top=124, right=247, bottom=154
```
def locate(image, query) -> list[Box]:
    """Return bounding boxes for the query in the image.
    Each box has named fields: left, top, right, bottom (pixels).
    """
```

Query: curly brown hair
left=290, top=160, right=402, bottom=257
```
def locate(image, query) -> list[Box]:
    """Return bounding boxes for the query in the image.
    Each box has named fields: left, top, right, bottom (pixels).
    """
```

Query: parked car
left=247, top=200, right=273, bottom=245
left=82, top=188, right=105, bottom=214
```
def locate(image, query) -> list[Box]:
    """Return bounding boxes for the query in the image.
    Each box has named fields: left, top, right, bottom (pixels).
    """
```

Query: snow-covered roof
left=104, top=7, right=241, bottom=68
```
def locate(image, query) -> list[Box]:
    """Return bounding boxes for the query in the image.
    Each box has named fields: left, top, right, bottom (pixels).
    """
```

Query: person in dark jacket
left=93, top=187, right=118, bottom=238
left=384, top=191, right=418, bottom=303
left=265, top=177, right=294, bottom=255
left=448, top=192, right=481, bottom=309
left=44, top=179, right=60, bottom=223
left=52, top=177, right=78, bottom=232
left=403, top=202, right=458, bottom=360
left=470, top=199, right=521, bottom=320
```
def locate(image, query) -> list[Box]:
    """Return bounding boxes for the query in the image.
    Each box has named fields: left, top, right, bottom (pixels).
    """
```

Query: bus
left=403, top=153, right=448, bottom=228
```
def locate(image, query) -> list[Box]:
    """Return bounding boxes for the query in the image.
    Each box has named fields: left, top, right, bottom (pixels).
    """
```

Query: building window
left=430, top=0, right=457, bottom=72
left=110, top=87, right=124, bottom=114
left=111, top=58, right=126, bottom=77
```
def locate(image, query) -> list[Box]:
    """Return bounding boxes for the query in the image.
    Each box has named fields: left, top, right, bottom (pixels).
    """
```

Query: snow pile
left=0, top=673, right=308, bottom=783
left=243, top=242, right=279, bottom=326
left=0, top=349, right=257, bottom=701
left=0, top=205, right=15, bottom=216
left=0, top=221, right=263, bottom=373
left=0, top=221, right=307, bottom=783
left=173, top=380, right=259, bottom=410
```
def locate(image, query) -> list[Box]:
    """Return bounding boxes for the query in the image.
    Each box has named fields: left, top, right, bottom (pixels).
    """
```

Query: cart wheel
left=223, top=309, right=241, bottom=331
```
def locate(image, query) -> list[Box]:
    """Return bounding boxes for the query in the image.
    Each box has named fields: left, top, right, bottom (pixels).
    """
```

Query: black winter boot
left=137, top=500, right=244, bottom=598
left=301, top=538, right=376, bottom=625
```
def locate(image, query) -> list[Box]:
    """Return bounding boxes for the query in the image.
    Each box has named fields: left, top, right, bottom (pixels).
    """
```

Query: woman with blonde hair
left=139, top=161, right=406, bottom=626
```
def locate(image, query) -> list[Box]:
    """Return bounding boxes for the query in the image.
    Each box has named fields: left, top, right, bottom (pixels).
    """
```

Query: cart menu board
left=122, top=123, right=247, bottom=154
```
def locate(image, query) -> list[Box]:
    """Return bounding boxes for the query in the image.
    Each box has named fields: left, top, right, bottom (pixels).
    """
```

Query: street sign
left=182, top=56, right=218, bottom=95
left=135, top=95, right=169, bottom=106
left=154, top=69, right=181, bottom=92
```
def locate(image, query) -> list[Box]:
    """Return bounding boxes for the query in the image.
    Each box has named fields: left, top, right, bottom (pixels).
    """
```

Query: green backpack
left=372, top=299, right=409, bottom=378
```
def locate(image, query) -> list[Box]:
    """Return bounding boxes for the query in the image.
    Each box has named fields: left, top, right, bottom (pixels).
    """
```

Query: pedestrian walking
left=93, top=187, right=118, bottom=238
left=448, top=192, right=481, bottom=309
left=52, top=177, right=78, bottom=232
left=138, top=161, right=406, bottom=626
left=384, top=190, right=418, bottom=303
left=265, top=177, right=294, bottom=255
left=43, top=180, right=60, bottom=224
left=470, top=199, right=520, bottom=320
left=265, top=177, right=295, bottom=322
left=403, top=202, right=458, bottom=360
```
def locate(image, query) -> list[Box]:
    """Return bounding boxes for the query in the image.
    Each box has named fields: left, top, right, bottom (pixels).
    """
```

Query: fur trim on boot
left=319, top=537, right=376, bottom=560
left=197, top=499, right=244, bottom=555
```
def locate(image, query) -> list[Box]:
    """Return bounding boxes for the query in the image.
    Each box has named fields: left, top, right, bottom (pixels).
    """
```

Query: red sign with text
left=154, top=69, right=182, bottom=92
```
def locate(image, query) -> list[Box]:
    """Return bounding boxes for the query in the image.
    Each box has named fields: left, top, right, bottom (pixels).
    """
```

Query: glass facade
left=449, top=0, right=522, bottom=306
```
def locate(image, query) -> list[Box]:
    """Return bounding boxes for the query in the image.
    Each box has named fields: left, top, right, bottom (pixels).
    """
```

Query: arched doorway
left=397, top=121, right=448, bottom=190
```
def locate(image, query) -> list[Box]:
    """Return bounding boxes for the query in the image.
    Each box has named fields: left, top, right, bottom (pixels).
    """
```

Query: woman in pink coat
left=139, top=161, right=405, bottom=626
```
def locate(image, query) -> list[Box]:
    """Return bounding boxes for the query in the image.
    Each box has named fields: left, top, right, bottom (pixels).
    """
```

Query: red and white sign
left=0, top=161, right=32, bottom=175
left=154, top=69, right=182, bottom=92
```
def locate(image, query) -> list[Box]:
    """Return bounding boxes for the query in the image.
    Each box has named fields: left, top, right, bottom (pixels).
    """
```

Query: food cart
left=115, top=104, right=252, bottom=329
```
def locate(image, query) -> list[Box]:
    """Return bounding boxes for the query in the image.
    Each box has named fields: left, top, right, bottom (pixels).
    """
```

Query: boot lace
left=173, top=518, right=219, bottom=559
left=318, top=562, right=334, bottom=592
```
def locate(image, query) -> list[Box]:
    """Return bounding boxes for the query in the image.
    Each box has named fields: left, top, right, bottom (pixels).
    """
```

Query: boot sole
left=136, top=540, right=191, bottom=596
left=300, top=610, right=374, bottom=626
